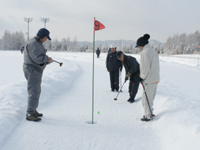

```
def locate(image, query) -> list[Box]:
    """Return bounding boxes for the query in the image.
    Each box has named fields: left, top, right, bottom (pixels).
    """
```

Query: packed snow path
left=0, top=52, right=200, bottom=150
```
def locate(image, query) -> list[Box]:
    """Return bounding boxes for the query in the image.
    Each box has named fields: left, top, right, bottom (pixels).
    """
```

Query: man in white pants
left=136, top=34, right=160, bottom=122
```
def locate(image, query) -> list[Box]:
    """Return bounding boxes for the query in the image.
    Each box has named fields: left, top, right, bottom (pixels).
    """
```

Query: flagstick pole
left=92, top=18, right=95, bottom=124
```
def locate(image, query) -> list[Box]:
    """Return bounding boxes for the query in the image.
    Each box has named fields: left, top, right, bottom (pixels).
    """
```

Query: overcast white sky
left=0, top=0, right=200, bottom=43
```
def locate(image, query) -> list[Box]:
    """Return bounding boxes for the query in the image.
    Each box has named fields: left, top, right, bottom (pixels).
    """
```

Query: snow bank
left=0, top=52, right=81, bottom=146
left=152, top=58, right=200, bottom=150
left=154, top=86, right=200, bottom=150
left=160, top=55, right=200, bottom=67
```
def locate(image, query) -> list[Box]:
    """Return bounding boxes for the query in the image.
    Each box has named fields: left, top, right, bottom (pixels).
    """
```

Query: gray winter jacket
left=24, top=37, right=49, bottom=73
left=140, top=44, right=160, bottom=84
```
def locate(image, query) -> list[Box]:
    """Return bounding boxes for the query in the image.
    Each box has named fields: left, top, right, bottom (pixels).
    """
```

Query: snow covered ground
left=161, top=54, right=200, bottom=67
left=0, top=51, right=200, bottom=150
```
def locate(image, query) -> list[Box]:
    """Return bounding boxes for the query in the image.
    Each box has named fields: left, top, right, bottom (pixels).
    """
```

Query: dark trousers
left=129, top=77, right=140, bottom=100
left=109, top=70, right=119, bottom=91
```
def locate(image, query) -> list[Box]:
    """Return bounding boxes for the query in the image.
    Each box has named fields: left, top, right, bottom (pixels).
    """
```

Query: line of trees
left=1, top=29, right=199, bottom=55
left=0, top=30, right=25, bottom=50
left=43, top=36, right=80, bottom=52
left=0, top=30, right=143, bottom=53
left=164, top=30, right=200, bottom=55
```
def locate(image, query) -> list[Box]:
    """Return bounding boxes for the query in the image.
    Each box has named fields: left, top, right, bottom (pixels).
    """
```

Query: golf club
left=114, top=80, right=126, bottom=100
left=141, top=81, right=153, bottom=118
left=53, top=60, right=63, bottom=67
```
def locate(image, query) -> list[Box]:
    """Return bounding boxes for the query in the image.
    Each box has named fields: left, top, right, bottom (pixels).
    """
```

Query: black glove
left=125, top=72, right=131, bottom=82
left=140, top=78, right=144, bottom=83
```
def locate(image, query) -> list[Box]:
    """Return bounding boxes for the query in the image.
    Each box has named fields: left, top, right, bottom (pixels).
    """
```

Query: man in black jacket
left=106, top=44, right=123, bottom=92
left=96, top=47, right=101, bottom=58
left=116, top=51, right=140, bottom=103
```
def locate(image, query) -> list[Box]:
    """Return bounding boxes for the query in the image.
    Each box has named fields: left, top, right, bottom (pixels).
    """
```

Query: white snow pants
left=142, top=83, right=158, bottom=119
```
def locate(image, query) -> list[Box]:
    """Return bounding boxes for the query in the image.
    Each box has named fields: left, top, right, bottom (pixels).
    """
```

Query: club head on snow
left=114, top=98, right=117, bottom=100
left=60, top=63, right=63, bottom=67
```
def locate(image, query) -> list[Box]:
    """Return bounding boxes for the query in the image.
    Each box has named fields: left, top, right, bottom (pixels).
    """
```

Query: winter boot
left=129, top=100, right=135, bottom=103
left=26, top=113, right=41, bottom=121
left=141, top=116, right=151, bottom=122
left=35, top=110, right=43, bottom=117
left=127, top=98, right=135, bottom=103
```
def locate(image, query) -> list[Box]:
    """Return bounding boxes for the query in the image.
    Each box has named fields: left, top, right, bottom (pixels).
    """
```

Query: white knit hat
left=109, top=44, right=115, bottom=48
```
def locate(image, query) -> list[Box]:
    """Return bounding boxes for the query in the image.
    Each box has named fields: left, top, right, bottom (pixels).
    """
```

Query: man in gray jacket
left=23, top=28, right=53, bottom=121
left=136, top=34, right=160, bottom=122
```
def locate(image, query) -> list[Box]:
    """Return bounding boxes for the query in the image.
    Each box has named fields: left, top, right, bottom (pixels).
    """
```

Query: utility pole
left=41, top=18, right=50, bottom=28
left=24, top=18, right=33, bottom=41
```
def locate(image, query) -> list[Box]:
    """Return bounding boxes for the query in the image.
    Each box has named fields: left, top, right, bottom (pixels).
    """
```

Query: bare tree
left=72, top=36, right=78, bottom=51
left=0, top=30, right=25, bottom=50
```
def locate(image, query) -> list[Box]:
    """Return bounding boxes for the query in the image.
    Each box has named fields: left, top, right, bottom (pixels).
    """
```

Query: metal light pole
left=41, top=18, right=50, bottom=28
left=24, top=18, right=33, bottom=41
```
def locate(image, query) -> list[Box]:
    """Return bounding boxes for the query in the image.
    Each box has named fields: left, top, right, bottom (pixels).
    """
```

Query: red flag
left=94, top=18, right=105, bottom=32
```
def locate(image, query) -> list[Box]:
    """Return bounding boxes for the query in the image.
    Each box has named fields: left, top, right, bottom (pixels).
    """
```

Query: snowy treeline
left=0, top=30, right=159, bottom=53
left=0, top=30, right=81, bottom=52
left=95, top=41, right=141, bottom=54
left=3, top=29, right=200, bottom=55
left=43, top=36, right=81, bottom=52
left=0, top=30, right=160, bottom=53
left=43, top=39, right=142, bottom=53
left=0, top=30, right=25, bottom=50
left=0, top=31, right=141, bottom=53
left=164, top=31, right=200, bottom=55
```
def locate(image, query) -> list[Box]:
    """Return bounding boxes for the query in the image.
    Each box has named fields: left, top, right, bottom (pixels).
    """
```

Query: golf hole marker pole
left=92, top=17, right=105, bottom=124
left=92, top=20, right=95, bottom=124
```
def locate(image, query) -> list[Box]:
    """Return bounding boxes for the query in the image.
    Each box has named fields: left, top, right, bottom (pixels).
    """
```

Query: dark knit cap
left=135, top=34, right=150, bottom=47
left=116, top=51, right=123, bottom=58
left=37, top=28, right=51, bottom=40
